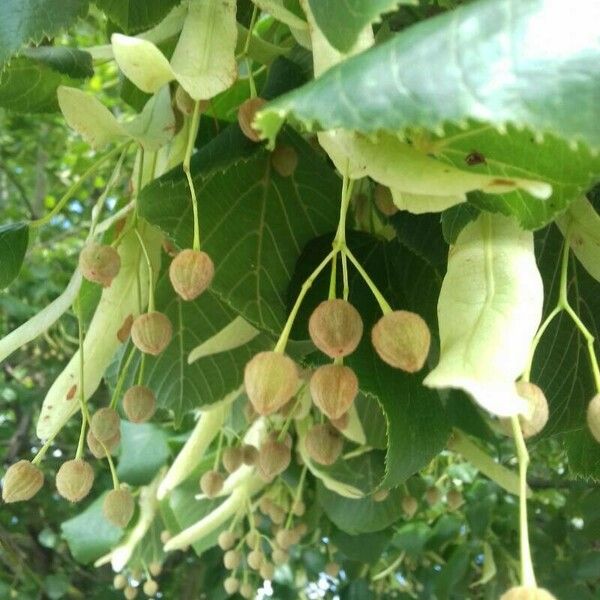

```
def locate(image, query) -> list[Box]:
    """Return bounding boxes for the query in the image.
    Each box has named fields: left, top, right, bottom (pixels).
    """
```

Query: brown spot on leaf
left=66, top=385, right=77, bottom=400
left=490, top=178, right=517, bottom=187
left=117, top=314, right=134, bottom=343
left=465, top=151, right=486, bottom=166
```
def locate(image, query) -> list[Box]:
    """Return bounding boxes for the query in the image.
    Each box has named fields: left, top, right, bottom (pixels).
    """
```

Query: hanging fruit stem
left=110, top=345, right=137, bottom=409
left=100, top=439, right=121, bottom=489
left=75, top=298, right=91, bottom=460
left=510, top=415, right=536, bottom=588
left=134, top=228, right=155, bottom=312
left=184, top=101, right=203, bottom=251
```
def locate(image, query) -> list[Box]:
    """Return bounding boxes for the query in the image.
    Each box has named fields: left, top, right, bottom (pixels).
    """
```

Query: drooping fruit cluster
left=308, top=299, right=363, bottom=359
left=304, top=423, right=344, bottom=466
left=1, top=460, right=44, bottom=503
left=131, top=311, right=173, bottom=355
left=79, top=243, right=121, bottom=287
left=168, top=248, right=214, bottom=301
left=237, top=97, right=266, bottom=142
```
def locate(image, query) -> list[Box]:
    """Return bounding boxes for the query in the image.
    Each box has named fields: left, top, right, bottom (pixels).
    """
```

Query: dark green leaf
left=95, top=0, right=182, bottom=34
left=21, top=46, right=93, bottom=78
left=0, top=222, right=29, bottom=288
left=61, top=494, right=122, bottom=564
left=434, top=545, right=472, bottom=599
left=441, top=203, right=480, bottom=244
left=116, top=421, right=170, bottom=486
left=392, top=521, right=431, bottom=557
left=331, top=528, right=392, bottom=563
left=0, top=0, right=89, bottom=67
left=257, top=0, right=600, bottom=153
left=307, top=0, right=416, bottom=52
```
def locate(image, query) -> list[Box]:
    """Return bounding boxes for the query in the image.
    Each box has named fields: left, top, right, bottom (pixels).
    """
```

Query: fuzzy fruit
left=501, top=382, right=549, bottom=438
left=371, top=310, right=431, bottom=372
left=103, top=488, right=135, bottom=528
left=56, top=459, right=94, bottom=502
left=143, top=580, right=159, bottom=596
left=131, top=311, right=173, bottom=355
left=446, top=489, right=464, bottom=511
left=2, top=460, right=44, bottom=503
left=272, top=548, right=288, bottom=565
left=247, top=549, right=264, bottom=570
left=260, top=561, right=275, bottom=580
left=79, top=243, right=121, bottom=287
left=218, top=530, right=236, bottom=550
left=310, top=364, right=358, bottom=420
left=305, top=423, right=343, bottom=466
left=271, top=144, right=298, bottom=177
left=123, top=385, right=156, bottom=423
left=239, top=582, right=254, bottom=599
left=586, top=393, right=600, bottom=442
left=90, top=407, right=120, bottom=442
left=87, top=429, right=120, bottom=459
left=238, top=97, right=266, bottom=142
left=330, top=412, right=349, bottom=431
left=372, top=489, right=389, bottom=503
left=169, top=249, right=214, bottom=301
left=241, top=444, right=259, bottom=466
left=425, top=486, right=441, bottom=506
left=499, top=587, right=557, bottom=600
left=257, top=434, right=292, bottom=481
left=113, top=574, right=127, bottom=589
left=221, top=447, right=243, bottom=474
left=124, top=586, right=138, bottom=600
left=402, top=495, right=418, bottom=518
left=325, top=562, right=340, bottom=578
left=244, top=351, right=299, bottom=416
left=223, top=549, right=241, bottom=570
left=223, top=577, right=239, bottom=594
left=373, top=184, right=398, bottom=216
left=200, top=470, right=224, bottom=498
left=309, top=299, right=363, bottom=358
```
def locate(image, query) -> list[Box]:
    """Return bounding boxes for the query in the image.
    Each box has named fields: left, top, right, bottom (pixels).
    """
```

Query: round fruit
left=499, top=587, right=557, bottom=600
left=260, top=561, right=275, bottom=580
left=131, top=312, right=173, bottom=355
left=56, top=459, right=94, bottom=502
left=238, top=97, right=266, bottom=142
left=221, top=447, right=243, bottom=474
left=200, top=470, right=224, bottom=498
left=272, top=548, right=288, bottom=565
left=371, top=310, right=431, bottom=372
left=446, top=489, right=464, bottom=511
left=325, top=562, right=340, bottom=577
left=239, top=582, right=254, bottom=599
left=103, top=488, right=135, bottom=528
left=330, top=412, right=350, bottom=431
left=79, top=243, right=121, bottom=287
left=309, top=299, right=363, bottom=358
left=257, top=434, right=291, bottom=482
left=87, top=429, right=120, bottom=459
left=169, top=249, right=214, bottom=301
left=244, top=351, right=299, bottom=416
left=142, top=579, right=158, bottom=596
left=586, top=393, right=600, bottom=442
left=1, top=460, right=44, bottom=503
left=223, top=577, right=239, bottom=594
left=501, top=382, right=549, bottom=438
left=223, top=549, right=241, bottom=570
left=90, top=407, right=120, bottom=442
left=305, top=423, right=343, bottom=466
left=373, top=184, right=398, bottom=216
left=113, top=574, right=127, bottom=589
left=402, top=495, right=418, bottom=518
left=148, top=562, right=162, bottom=577
left=372, top=489, right=389, bottom=503
left=241, top=444, right=259, bottom=466
left=218, top=530, right=236, bottom=550
left=271, top=144, right=298, bottom=177
left=310, top=364, right=358, bottom=420
left=275, top=528, right=296, bottom=550
left=123, top=386, right=156, bottom=423
left=425, top=486, right=441, bottom=506
left=247, top=549, right=264, bottom=570
left=124, top=586, right=138, bottom=600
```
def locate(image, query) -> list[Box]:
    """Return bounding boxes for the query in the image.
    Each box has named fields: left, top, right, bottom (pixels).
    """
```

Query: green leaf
left=307, top=0, right=416, bottom=52
left=21, top=46, right=93, bottom=78
left=330, top=527, right=392, bottom=564
left=317, top=480, right=405, bottom=534
left=434, top=545, right=472, bottom=599
left=289, top=232, right=450, bottom=488
left=392, top=521, right=431, bottom=557
left=116, top=421, right=170, bottom=486
left=61, top=494, right=122, bottom=564
left=95, top=0, right=182, bottom=34
left=256, top=0, right=600, bottom=153
left=0, top=0, right=89, bottom=67
left=441, top=203, right=480, bottom=245
left=0, top=222, right=29, bottom=288
left=0, top=57, right=64, bottom=113
left=139, top=127, right=340, bottom=334
left=436, top=125, right=600, bottom=229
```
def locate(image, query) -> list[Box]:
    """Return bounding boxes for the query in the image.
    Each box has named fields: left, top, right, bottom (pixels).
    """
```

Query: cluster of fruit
left=112, top=561, right=162, bottom=599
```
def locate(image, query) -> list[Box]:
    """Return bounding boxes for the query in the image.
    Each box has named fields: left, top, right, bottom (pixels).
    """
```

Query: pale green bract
left=424, top=214, right=543, bottom=417
left=556, top=196, right=600, bottom=283
left=111, top=0, right=237, bottom=100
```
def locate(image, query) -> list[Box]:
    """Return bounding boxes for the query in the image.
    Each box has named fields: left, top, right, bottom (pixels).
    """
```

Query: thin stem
left=75, top=300, right=90, bottom=460
left=134, top=229, right=155, bottom=312
left=32, top=429, right=61, bottom=465
left=110, top=345, right=137, bottom=409
left=30, top=143, right=129, bottom=228
left=213, top=431, right=224, bottom=471
left=134, top=148, right=144, bottom=225
left=522, top=306, right=561, bottom=381
left=328, top=254, right=337, bottom=299
left=285, top=465, right=307, bottom=529
left=343, top=247, right=392, bottom=314
left=372, top=552, right=405, bottom=582
left=564, top=304, right=600, bottom=391
left=510, top=416, right=536, bottom=588
left=243, top=6, right=259, bottom=57
left=184, top=101, right=202, bottom=250
left=278, top=392, right=304, bottom=442
left=274, top=250, right=335, bottom=353
left=341, top=252, right=349, bottom=301
left=101, top=440, right=120, bottom=489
